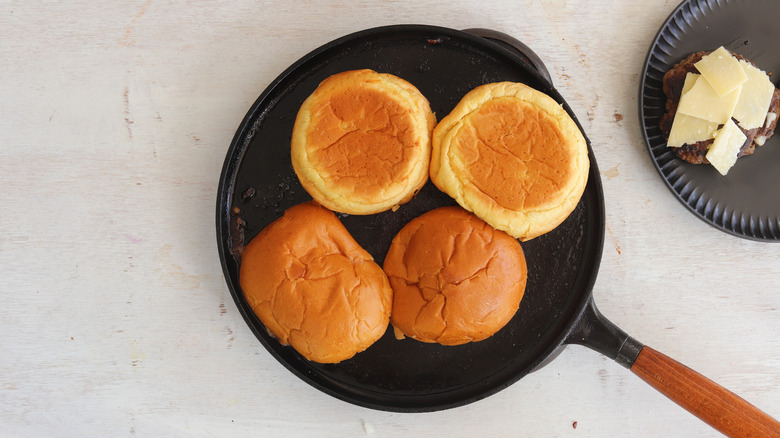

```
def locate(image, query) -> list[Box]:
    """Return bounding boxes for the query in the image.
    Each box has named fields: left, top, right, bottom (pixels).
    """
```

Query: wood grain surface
left=632, top=346, right=780, bottom=437
left=1, top=1, right=778, bottom=437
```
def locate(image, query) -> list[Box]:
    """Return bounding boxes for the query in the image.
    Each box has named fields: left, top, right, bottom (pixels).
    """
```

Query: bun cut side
left=430, top=82, right=589, bottom=241
left=239, top=202, right=392, bottom=363
left=291, top=69, right=436, bottom=215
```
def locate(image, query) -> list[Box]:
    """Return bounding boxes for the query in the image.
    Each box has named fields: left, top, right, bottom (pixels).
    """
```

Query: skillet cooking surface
left=217, top=25, right=604, bottom=412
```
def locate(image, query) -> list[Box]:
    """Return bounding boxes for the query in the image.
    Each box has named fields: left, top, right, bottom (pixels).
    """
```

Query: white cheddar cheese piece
left=694, top=46, right=748, bottom=97
left=667, top=113, right=719, bottom=147
left=706, top=119, right=747, bottom=175
left=766, top=111, right=778, bottom=128
left=732, top=60, right=776, bottom=129
left=677, top=74, right=741, bottom=124
left=667, top=73, right=719, bottom=147
left=681, top=72, right=700, bottom=96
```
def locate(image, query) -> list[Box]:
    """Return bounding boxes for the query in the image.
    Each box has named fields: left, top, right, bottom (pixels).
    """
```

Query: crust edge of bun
left=383, top=206, right=527, bottom=346
left=239, top=201, right=393, bottom=363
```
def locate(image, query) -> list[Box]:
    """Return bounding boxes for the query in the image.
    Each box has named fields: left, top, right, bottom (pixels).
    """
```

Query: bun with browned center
left=383, top=206, right=527, bottom=345
left=430, top=82, right=589, bottom=241
left=291, top=69, right=436, bottom=215
left=239, top=201, right=392, bottom=363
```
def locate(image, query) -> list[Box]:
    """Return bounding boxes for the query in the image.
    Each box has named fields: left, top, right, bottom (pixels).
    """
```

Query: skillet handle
left=631, top=346, right=780, bottom=438
left=568, top=299, right=780, bottom=436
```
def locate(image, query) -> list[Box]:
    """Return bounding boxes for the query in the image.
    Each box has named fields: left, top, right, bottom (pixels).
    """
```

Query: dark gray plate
left=640, top=0, right=780, bottom=241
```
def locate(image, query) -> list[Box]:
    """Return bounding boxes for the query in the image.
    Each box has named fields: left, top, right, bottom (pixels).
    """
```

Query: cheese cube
left=732, top=60, right=776, bottom=129
left=694, top=46, right=748, bottom=97
left=706, top=119, right=747, bottom=175
left=677, top=74, right=741, bottom=124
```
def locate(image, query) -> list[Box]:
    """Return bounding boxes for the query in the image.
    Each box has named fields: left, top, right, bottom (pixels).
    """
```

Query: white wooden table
left=2, top=1, right=778, bottom=436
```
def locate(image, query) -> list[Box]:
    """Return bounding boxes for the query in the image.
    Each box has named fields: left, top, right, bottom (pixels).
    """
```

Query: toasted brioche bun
left=383, top=206, right=526, bottom=345
left=291, top=69, right=436, bottom=215
left=239, top=202, right=392, bottom=363
left=430, top=82, right=589, bottom=241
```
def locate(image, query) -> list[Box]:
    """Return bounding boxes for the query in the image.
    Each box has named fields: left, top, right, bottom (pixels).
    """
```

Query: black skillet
left=216, top=25, right=779, bottom=436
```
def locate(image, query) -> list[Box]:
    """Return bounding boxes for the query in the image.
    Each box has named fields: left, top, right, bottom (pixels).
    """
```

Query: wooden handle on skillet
left=631, top=346, right=780, bottom=437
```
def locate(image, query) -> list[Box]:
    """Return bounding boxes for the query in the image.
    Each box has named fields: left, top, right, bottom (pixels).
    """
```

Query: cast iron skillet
left=216, top=25, right=779, bottom=436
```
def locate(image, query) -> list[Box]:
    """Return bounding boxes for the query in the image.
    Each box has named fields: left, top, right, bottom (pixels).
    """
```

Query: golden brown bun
left=291, top=69, right=436, bottom=215
left=239, top=202, right=392, bottom=363
left=430, top=82, right=589, bottom=241
left=383, top=206, right=527, bottom=345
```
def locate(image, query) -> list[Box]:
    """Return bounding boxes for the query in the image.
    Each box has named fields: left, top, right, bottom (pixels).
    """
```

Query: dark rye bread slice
left=660, top=51, right=780, bottom=164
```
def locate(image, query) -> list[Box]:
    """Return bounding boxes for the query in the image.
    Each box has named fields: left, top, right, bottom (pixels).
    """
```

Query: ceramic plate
left=640, top=0, right=780, bottom=241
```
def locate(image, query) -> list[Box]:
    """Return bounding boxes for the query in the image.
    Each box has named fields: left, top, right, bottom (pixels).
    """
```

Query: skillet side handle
left=461, top=28, right=553, bottom=84
left=631, top=346, right=780, bottom=438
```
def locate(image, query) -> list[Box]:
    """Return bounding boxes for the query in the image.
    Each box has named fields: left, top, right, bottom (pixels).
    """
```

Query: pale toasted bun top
left=291, top=69, right=436, bottom=215
left=383, top=206, right=527, bottom=346
left=239, top=201, right=392, bottom=363
left=430, top=82, right=589, bottom=241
